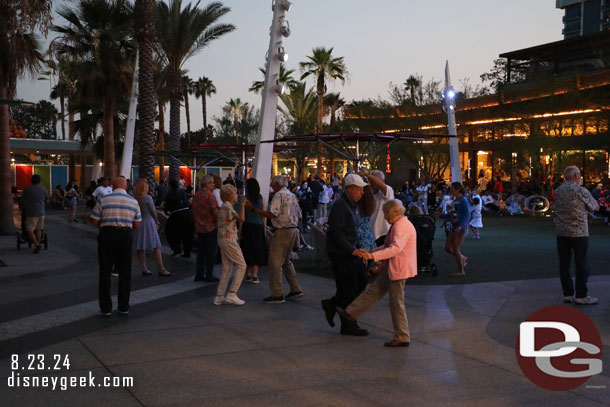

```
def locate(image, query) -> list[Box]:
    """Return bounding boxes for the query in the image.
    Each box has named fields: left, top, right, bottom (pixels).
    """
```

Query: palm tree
left=182, top=74, right=194, bottom=144
left=223, top=98, right=244, bottom=144
left=50, top=82, right=68, bottom=140
left=300, top=47, right=347, bottom=175
left=155, top=0, right=235, bottom=182
left=194, top=76, right=215, bottom=132
left=278, top=82, right=317, bottom=181
left=0, top=0, right=52, bottom=235
left=324, top=92, right=345, bottom=127
left=54, top=0, right=135, bottom=180
left=153, top=56, right=170, bottom=173
left=249, top=64, right=298, bottom=94
left=404, top=74, right=422, bottom=105
left=134, top=0, right=157, bottom=183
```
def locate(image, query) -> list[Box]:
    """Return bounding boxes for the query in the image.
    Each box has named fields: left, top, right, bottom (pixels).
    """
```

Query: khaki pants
left=346, top=268, right=410, bottom=342
left=217, top=238, right=246, bottom=297
left=268, top=228, right=302, bottom=297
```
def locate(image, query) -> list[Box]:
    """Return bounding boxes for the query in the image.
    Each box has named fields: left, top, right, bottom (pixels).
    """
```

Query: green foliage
left=10, top=99, right=58, bottom=139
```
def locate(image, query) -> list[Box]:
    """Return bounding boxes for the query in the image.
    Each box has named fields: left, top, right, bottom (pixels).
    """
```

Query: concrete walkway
left=0, top=211, right=609, bottom=406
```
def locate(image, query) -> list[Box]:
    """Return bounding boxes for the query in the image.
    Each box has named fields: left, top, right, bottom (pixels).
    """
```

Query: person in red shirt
left=192, top=175, right=220, bottom=283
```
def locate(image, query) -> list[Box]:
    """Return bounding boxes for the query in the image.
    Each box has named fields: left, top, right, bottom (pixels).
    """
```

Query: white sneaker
left=213, top=295, right=225, bottom=306
left=225, top=293, right=245, bottom=306
left=574, top=296, right=598, bottom=305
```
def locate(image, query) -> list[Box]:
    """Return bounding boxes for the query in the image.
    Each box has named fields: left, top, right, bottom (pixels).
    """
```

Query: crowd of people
left=16, top=162, right=605, bottom=346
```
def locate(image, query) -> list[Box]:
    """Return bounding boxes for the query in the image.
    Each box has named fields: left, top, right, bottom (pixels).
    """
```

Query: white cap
left=344, top=174, right=367, bottom=188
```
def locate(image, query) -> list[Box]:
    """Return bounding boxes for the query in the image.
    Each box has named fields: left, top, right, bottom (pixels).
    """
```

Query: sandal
left=159, top=270, right=172, bottom=277
left=142, top=270, right=152, bottom=276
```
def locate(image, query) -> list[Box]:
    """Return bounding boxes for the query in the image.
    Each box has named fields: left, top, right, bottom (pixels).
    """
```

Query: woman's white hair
left=382, top=199, right=405, bottom=219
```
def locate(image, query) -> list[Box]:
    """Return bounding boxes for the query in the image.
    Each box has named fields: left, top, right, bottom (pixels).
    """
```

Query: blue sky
left=17, top=0, right=563, bottom=133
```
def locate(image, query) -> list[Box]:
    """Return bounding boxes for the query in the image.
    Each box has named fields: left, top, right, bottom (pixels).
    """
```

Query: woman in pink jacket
left=336, top=199, right=417, bottom=347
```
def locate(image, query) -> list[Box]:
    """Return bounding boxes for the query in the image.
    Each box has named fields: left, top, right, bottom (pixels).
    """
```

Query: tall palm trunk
left=184, top=87, right=191, bottom=146
left=0, top=85, right=15, bottom=235
left=59, top=94, right=66, bottom=140
left=68, top=103, right=75, bottom=179
left=316, top=74, right=325, bottom=175
left=202, top=95, right=207, bottom=131
left=168, top=70, right=181, bottom=182
left=80, top=150, right=87, bottom=190
left=135, top=0, right=156, bottom=184
left=158, top=101, right=165, bottom=177
left=103, top=96, right=116, bottom=179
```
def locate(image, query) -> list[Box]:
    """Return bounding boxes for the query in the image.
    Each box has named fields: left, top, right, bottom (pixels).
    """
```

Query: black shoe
left=335, top=307, right=355, bottom=321
left=384, top=340, right=409, bottom=347
left=33, top=245, right=41, bottom=254
left=321, top=299, right=335, bottom=327
left=203, top=276, right=220, bottom=283
left=170, top=251, right=182, bottom=257
left=340, top=328, right=369, bottom=336
left=118, top=309, right=129, bottom=316
left=98, top=311, right=111, bottom=317
left=263, top=295, right=286, bottom=304
left=286, top=291, right=304, bottom=300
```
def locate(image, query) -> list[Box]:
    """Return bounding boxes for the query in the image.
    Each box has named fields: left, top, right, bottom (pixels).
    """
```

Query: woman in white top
left=317, top=181, right=332, bottom=219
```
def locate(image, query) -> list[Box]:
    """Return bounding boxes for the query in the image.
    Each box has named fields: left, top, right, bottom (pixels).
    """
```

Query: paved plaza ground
left=0, top=209, right=609, bottom=406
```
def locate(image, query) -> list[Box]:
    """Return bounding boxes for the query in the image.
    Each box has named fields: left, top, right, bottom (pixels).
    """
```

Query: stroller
left=17, top=210, right=48, bottom=251
left=409, top=214, right=438, bottom=277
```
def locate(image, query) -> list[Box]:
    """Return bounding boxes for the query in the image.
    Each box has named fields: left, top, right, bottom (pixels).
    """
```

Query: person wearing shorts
left=21, top=174, right=48, bottom=254
left=437, top=182, right=470, bottom=277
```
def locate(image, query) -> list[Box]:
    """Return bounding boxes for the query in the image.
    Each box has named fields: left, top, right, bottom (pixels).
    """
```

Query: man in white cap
left=322, top=173, right=369, bottom=336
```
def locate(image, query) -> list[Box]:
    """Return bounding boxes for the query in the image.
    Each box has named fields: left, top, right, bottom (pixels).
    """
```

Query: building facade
left=557, top=0, right=610, bottom=38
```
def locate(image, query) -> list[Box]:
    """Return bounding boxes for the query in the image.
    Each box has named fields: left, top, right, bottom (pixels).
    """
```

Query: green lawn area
left=296, top=214, right=610, bottom=286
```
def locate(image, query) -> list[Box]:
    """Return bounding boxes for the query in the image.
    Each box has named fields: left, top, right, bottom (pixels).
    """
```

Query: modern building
left=557, top=0, right=610, bottom=38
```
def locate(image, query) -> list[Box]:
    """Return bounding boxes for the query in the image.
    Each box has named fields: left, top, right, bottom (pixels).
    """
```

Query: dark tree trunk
left=68, top=108, right=75, bottom=180
left=184, top=88, right=191, bottom=146
left=135, top=0, right=156, bottom=185
left=59, top=94, right=66, bottom=140
left=158, top=101, right=165, bottom=178
left=0, top=86, right=15, bottom=235
left=168, top=69, right=181, bottom=183
left=202, top=96, right=207, bottom=131
left=103, top=96, right=116, bottom=179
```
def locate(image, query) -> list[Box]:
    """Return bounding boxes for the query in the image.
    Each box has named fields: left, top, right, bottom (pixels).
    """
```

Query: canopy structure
left=262, top=132, right=458, bottom=169
left=150, top=143, right=312, bottom=186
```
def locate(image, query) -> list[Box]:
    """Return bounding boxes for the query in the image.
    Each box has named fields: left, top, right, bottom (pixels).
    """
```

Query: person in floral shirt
left=214, top=184, right=247, bottom=306
left=192, top=175, right=219, bottom=283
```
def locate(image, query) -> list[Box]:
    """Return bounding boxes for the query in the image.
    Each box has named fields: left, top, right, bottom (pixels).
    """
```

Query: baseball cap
left=344, top=174, right=367, bottom=188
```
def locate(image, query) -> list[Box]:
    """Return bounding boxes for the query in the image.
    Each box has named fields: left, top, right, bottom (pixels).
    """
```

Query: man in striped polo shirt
left=91, top=177, right=142, bottom=316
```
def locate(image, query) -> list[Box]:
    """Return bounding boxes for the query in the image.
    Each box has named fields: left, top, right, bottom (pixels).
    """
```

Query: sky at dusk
left=17, top=0, right=563, bottom=134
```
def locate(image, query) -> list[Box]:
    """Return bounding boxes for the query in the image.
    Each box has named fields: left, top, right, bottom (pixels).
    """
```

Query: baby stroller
left=409, top=214, right=438, bottom=277
left=17, top=211, right=48, bottom=251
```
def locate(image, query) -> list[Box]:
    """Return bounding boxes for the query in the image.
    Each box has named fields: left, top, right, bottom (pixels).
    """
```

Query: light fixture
left=273, top=83, right=286, bottom=95
left=279, top=19, right=291, bottom=37
left=277, top=46, right=288, bottom=62
left=446, top=88, right=456, bottom=99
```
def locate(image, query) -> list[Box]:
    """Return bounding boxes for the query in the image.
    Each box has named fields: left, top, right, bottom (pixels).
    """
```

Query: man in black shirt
left=322, top=174, right=369, bottom=336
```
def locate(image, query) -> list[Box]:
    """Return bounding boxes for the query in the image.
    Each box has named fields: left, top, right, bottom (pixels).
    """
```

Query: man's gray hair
left=271, top=175, right=287, bottom=187
left=563, top=166, right=580, bottom=180
left=371, top=169, right=385, bottom=181
left=202, top=175, right=213, bottom=186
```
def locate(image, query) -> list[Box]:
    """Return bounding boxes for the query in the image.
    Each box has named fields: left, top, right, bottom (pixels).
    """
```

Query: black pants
left=195, top=230, right=218, bottom=280
left=166, top=210, right=194, bottom=255
left=557, top=236, right=590, bottom=298
left=328, top=254, right=367, bottom=330
left=375, top=235, right=387, bottom=247
left=98, top=227, right=133, bottom=313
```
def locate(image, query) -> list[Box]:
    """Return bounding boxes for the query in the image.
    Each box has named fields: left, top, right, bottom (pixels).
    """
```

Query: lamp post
left=120, top=50, right=139, bottom=179
left=444, top=61, right=462, bottom=183
left=252, top=0, right=292, bottom=204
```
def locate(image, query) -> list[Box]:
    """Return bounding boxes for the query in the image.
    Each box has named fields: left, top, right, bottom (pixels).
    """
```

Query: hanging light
left=277, top=0, right=292, bottom=11
left=279, top=19, right=291, bottom=37
left=277, top=46, right=288, bottom=62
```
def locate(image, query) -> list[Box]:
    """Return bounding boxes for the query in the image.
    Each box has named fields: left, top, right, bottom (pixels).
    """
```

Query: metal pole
left=252, top=0, right=291, bottom=204
left=445, top=61, right=462, bottom=184
left=121, top=50, right=139, bottom=179
left=355, top=139, right=360, bottom=171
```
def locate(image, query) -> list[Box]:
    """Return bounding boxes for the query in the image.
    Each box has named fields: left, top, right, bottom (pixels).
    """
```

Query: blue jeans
left=557, top=236, right=590, bottom=298
left=195, top=230, right=218, bottom=280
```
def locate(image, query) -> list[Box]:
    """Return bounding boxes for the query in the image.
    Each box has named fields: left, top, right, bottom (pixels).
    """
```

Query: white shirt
left=319, top=185, right=331, bottom=204
left=92, top=185, right=112, bottom=199
left=370, top=184, right=395, bottom=240
left=212, top=188, right=222, bottom=208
